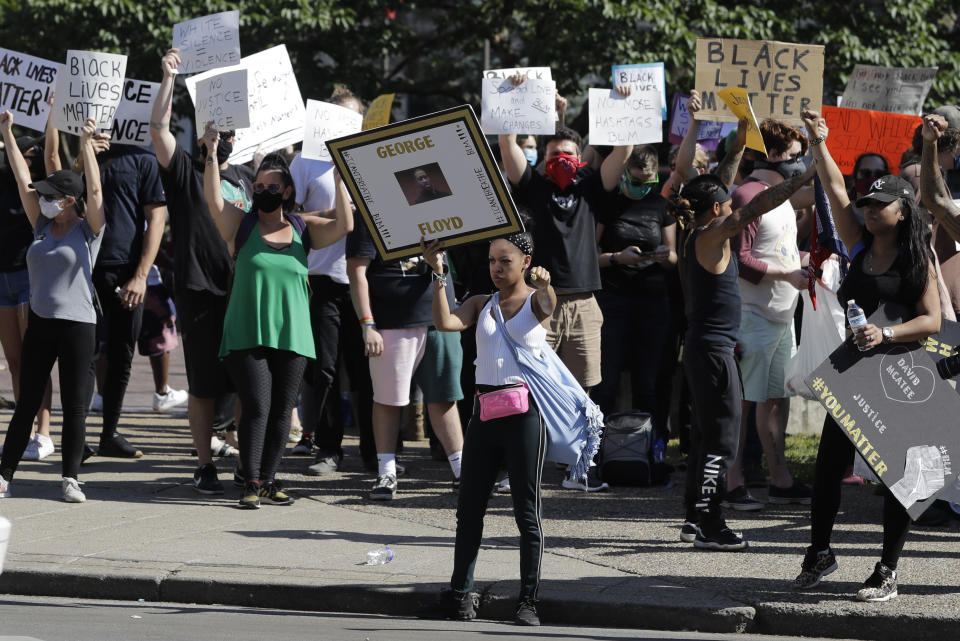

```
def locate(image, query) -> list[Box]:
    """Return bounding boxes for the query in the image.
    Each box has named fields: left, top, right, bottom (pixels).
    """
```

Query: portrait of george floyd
left=394, top=162, right=453, bottom=206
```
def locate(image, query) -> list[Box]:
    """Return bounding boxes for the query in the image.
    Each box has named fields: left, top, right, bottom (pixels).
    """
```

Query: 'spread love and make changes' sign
left=481, top=76, right=556, bottom=135
left=51, top=50, right=127, bottom=134
left=327, top=106, right=522, bottom=261
left=695, top=38, right=824, bottom=124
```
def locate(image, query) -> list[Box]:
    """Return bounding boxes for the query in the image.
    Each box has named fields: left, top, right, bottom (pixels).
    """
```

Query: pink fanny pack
left=478, top=383, right=530, bottom=422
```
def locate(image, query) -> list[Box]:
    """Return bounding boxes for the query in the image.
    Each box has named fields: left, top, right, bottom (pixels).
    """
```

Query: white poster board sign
left=172, top=11, right=241, bottom=75
left=0, top=48, right=61, bottom=133
left=193, top=69, right=249, bottom=131
left=301, top=99, right=363, bottom=161
left=588, top=88, right=662, bottom=146
left=841, top=64, right=938, bottom=116
left=107, top=79, right=160, bottom=146
left=480, top=76, right=556, bottom=135
left=51, top=50, right=127, bottom=134
left=327, top=106, right=522, bottom=261
left=185, top=45, right=305, bottom=164
left=483, top=66, right=552, bottom=81
left=611, top=62, right=667, bottom=120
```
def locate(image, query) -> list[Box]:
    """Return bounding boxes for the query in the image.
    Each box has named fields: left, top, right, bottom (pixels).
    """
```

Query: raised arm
left=674, top=91, right=707, bottom=185
left=599, top=85, right=634, bottom=191
left=346, top=257, right=384, bottom=357
left=201, top=121, right=244, bottom=245
left=714, top=118, right=747, bottom=190
left=498, top=74, right=535, bottom=186
left=0, top=110, right=41, bottom=225
left=149, top=49, right=180, bottom=169
left=78, top=118, right=104, bottom=235
left=801, top=109, right=862, bottom=250
left=43, top=92, right=61, bottom=173
left=303, top=170, right=354, bottom=249
left=421, top=238, right=483, bottom=331
left=921, top=114, right=960, bottom=241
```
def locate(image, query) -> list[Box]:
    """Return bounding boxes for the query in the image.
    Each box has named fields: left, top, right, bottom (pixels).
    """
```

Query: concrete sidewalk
left=0, top=351, right=958, bottom=639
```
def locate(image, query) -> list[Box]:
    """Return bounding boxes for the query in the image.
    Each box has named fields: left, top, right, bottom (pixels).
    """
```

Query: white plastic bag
left=785, top=257, right=846, bottom=399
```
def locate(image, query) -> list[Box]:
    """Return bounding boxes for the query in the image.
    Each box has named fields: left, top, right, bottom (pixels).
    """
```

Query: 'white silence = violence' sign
left=185, top=45, right=305, bottom=165
left=108, top=79, right=160, bottom=146
left=193, top=68, right=249, bottom=132
left=301, top=99, right=363, bottom=162
left=172, top=10, right=241, bottom=75
left=588, top=87, right=662, bottom=146
left=0, top=47, right=61, bottom=133
left=50, top=50, right=127, bottom=134
left=841, top=64, right=938, bottom=116
left=480, top=76, right=556, bottom=135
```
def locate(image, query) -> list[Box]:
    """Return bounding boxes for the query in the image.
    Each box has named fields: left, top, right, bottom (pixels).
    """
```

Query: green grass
left=664, top=433, right=822, bottom=485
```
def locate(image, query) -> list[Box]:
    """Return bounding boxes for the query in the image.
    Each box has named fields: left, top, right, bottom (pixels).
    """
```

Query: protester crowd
left=3, top=42, right=960, bottom=626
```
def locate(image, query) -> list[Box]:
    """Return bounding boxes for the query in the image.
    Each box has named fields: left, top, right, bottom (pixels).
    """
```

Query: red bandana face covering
left=545, top=153, right=585, bottom=190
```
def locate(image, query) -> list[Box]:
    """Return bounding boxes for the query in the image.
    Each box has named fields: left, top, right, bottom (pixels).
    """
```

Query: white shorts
left=368, top=327, right=427, bottom=406
left=738, top=309, right=796, bottom=402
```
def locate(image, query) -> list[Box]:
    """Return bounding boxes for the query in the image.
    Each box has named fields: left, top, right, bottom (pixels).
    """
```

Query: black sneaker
left=238, top=481, right=261, bottom=509
left=416, top=589, right=478, bottom=621
left=856, top=562, right=898, bottom=602
left=370, top=474, right=397, bottom=500
left=793, top=546, right=838, bottom=589
left=768, top=481, right=813, bottom=505
left=259, top=480, right=293, bottom=505
left=679, top=521, right=700, bottom=543
left=694, top=518, right=748, bottom=551
left=193, top=463, right=224, bottom=495
left=291, top=435, right=315, bottom=456
left=98, top=433, right=143, bottom=459
left=81, top=443, right=96, bottom=464
left=721, top=486, right=764, bottom=511
left=514, top=597, right=540, bottom=626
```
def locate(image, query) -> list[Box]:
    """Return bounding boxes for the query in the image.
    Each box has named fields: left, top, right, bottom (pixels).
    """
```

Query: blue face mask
left=523, top=148, right=538, bottom=166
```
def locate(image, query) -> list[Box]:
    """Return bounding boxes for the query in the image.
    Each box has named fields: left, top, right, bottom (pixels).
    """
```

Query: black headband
left=500, top=232, right=534, bottom=256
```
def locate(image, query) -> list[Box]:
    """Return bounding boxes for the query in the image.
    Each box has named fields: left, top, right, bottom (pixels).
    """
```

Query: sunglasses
left=623, top=173, right=659, bottom=187
left=252, top=184, right=283, bottom=195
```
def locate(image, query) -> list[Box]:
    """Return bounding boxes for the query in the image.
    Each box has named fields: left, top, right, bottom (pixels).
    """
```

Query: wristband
left=360, top=316, right=375, bottom=326
left=431, top=270, right=446, bottom=283
left=810, top=134, right=827, bottom=146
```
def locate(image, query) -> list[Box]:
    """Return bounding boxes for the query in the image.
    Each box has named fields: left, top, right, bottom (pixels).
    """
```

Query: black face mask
left=201, top=139, right=234, bottom=166
left=755, top=156, right=807, bottom=180
left=252, top=190, right=284, bottom=213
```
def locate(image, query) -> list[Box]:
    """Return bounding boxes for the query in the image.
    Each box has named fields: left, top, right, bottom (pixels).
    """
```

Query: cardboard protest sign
left=193, top=69, right=249, bottom=132
left=0, top=48, right=61, bottom=133
left=327, top=105, right=522, bottom=261
left=363, top=93, right=395, bottom=130
left=805, top=305, right=960, bottom=519
left=695, top=38, right=824, bottom=124
left=481, top=76, right=556, bottom=135
left=301, top=99, right=363, bottom=162
left=821, top=105, right=920, bottom=176
left=50, top=50, right=127, bottom=134
left=717, top=87, right=766, bottom=154
left=107, top=79, right=160, bottom=146
left=841, top=64, right=938, bottom=116
left=172, top=11, right=241, bottom=75
left=611, top=62, right=667, bottom=120
left=667, top=92, right=728, bottom=145
left=588, top=88, right=662, bottom=146
left=186, top=45, right=305, bottom=164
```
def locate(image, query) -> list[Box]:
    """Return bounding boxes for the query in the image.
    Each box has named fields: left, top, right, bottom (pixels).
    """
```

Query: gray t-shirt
left=27, top=217, right=104, bottom=323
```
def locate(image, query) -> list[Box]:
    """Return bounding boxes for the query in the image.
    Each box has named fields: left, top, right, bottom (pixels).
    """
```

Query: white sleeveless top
left=475, top=293, right=547, bottom=386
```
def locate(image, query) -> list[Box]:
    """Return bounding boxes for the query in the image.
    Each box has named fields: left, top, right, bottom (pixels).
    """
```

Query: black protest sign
left=805, top=304, right=960, bottom=519
left=695, top=38, right=824, bottom=125
left=0, top=47, right=61, bottom=133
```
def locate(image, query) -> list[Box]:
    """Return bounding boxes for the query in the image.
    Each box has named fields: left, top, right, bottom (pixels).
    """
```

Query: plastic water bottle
left=847, top=300, right=867, bottom=350
left=365, top=546, right=394, bottom=565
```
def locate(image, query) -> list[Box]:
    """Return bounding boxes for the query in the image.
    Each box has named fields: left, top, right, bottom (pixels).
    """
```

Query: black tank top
left=837, top=238, right=918, bottom=321
left=683, top=227, right=741, bottom=350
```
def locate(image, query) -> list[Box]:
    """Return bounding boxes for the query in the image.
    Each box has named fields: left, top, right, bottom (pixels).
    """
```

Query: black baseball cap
left=15, top=135, right=42, bottom=153
left=29, top=170, right=85, bottom=199
left=855, top=175, right=915, bottom=207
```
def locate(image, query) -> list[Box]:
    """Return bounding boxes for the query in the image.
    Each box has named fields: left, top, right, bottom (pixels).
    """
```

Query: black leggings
left=451, top=386, right=546, bottom=600
left=226, top=347, right=307, bottom=483
left=0, top=312, right=96, bottom=481
left=810, top=414, right=911, bottom=569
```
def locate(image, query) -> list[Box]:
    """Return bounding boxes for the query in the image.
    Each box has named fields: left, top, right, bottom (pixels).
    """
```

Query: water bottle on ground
left=846, top=300, right=867, bottom=351
left=365, top=546, right=394, bottom=565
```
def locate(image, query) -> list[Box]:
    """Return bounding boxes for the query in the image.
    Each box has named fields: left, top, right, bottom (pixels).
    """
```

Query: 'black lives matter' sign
left=806, top=305, right=960, bottom=520
left=695, top=38, right=824, bottom=125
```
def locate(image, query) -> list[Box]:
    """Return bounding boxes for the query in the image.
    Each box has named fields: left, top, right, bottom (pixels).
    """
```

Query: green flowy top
left=219, top=216, right=316, bottom=359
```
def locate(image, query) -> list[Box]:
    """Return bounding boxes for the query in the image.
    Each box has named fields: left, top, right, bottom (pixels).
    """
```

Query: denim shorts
left=0, top=268, right=30, bottom=308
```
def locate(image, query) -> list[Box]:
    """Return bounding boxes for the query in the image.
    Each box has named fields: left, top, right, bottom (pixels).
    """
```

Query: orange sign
left=821, top=106, right=921, bottom=176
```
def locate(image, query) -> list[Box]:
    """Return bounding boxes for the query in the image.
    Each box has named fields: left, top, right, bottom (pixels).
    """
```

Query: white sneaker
left=90, top=393, right=103, bottom=413
left=0, top=475, right=9, bottom=498
left=62, top=477, right=86, bottom=503
left=561, top=469, right=609, bottom=492
left=35, top=433, right=55, bottom=459
left=153, top=385, right=188, bottom=411
left=21, top=435, right=40, bottom=461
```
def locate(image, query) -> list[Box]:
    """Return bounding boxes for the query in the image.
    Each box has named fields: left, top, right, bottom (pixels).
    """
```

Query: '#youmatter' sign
left=327, top=105, right=522, bottom=261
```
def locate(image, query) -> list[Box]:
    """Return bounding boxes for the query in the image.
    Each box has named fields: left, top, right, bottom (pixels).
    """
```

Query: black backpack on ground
left=597, top=411, right=672, bottom=487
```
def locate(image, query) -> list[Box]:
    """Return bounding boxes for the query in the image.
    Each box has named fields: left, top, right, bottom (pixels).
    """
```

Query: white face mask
left=38, top=197, right=65, bottom=219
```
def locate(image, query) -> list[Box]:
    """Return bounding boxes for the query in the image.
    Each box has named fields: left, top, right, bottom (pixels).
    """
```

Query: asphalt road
left=0, top=595, right=857, bottom=641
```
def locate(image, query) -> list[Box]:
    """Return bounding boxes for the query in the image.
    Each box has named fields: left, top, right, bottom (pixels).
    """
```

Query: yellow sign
left=362, top=93, right=395, bottom=130
left=717, top=88, right=767, bottom=155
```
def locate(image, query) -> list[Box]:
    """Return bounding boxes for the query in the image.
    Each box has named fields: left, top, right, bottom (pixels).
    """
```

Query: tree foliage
left=0, top=0, right=957, bottom=124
